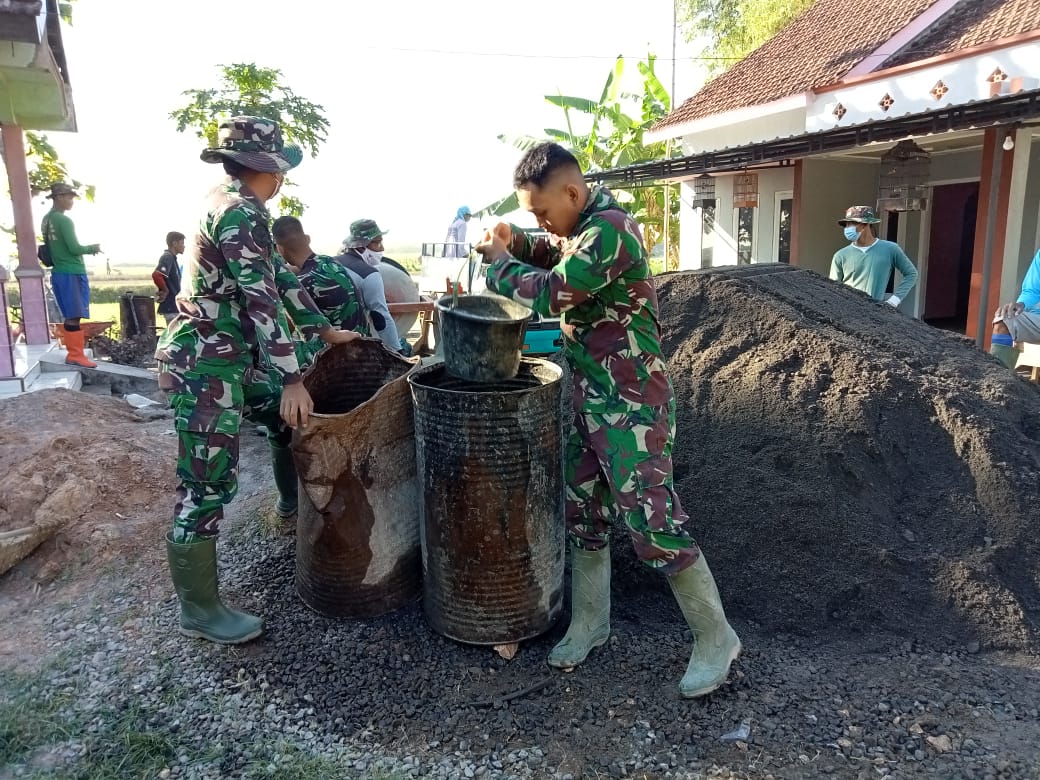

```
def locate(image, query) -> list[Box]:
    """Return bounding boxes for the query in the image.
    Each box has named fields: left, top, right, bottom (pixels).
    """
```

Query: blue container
left=523, top=314, right=563, bottom=355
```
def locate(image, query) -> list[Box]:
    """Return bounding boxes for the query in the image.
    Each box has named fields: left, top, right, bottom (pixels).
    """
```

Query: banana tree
left=480, top=55, right=680, bottom=265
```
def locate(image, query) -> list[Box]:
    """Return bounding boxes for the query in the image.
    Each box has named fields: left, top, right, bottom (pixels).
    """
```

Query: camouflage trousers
left=160, top=357, right=292, bottom=543
left=566, top=397, right=699, bottom=576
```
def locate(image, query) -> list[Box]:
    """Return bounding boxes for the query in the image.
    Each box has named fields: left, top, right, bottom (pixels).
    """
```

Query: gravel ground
left=5, top=268, right=1040, bottom=778
left=3, top=434, right=1040, bottom=780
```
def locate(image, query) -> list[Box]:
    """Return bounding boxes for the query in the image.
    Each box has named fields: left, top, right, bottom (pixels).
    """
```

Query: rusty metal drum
left=293, top=339, right=421, bottom=618
left=408, top=357, right=565, bottom=645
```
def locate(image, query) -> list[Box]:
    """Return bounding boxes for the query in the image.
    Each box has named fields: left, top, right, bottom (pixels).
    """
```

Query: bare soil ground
left=2, top=266, right=1040, bottom=779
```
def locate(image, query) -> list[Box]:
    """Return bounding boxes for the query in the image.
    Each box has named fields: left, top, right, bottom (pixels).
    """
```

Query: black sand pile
left=640, top=265, right=1040, bottom=651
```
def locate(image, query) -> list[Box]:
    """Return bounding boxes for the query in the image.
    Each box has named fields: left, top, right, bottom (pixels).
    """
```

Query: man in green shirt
left=830, top=205, right=918, bottom=308
left=41, top=182, right=102, bottom=367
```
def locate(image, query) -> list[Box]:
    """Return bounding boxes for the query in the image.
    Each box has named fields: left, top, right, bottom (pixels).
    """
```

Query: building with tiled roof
left=609, top=0, right=1040, bottom=345
left=0, top=0, right=77, bottom=379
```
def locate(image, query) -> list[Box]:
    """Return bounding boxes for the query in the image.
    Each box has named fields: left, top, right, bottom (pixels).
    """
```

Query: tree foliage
left=485, top=55, right=680, bottom=265
left=25, top=131, right=94, bottom=201
left=170, top=64, right=331, bottom=216
left=677, top=0, right=814, bottom=73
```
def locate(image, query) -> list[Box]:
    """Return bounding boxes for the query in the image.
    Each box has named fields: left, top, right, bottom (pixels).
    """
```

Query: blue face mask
left=843, top=225, right=860, bottom=242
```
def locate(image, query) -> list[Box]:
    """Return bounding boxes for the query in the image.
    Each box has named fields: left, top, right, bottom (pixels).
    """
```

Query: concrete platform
left=0, top=341, right=159, bottom=399
left=0, top=343, right=61, bottom=397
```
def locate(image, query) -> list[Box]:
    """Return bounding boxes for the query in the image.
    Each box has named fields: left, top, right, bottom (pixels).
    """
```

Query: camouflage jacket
left=156, top=177, right=330, bottom=386
left=485, top=186, right=673, bottom=413
left=297, top=254, right=370, bottom=336
left=292, top=253, right=371, bottom=367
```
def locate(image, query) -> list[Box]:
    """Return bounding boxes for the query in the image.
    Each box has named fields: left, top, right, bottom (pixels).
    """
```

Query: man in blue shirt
left=990, top=247, right=1040, bottom=368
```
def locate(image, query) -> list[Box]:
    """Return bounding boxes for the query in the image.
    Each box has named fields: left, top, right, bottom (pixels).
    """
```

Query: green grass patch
left=70, top=711, right=177, bottom=780
left=0, top=669, right=77, bottom=769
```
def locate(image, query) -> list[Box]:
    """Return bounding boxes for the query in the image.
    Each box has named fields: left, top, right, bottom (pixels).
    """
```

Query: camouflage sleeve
left=274, top=254, right=331, bottom=341
left=507, top=226, right=557, bottom=270
left=216, top=208, right=302, bottom=385
left=310, top=261, right=362, bottom=315
left=486, top=216, right=636, bottom=317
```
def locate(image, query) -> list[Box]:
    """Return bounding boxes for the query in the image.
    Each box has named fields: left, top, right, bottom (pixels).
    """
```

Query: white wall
left=794, top=159, right=880, bottom=277
left=676, top=168, right=796, bottom=270
left=807, top=42, right=1040, bottom=133
left=679, top=108, right=806, bottom=153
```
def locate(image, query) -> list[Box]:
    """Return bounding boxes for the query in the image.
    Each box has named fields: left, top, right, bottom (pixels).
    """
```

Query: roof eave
left=645, top=93, right=811, bottom=145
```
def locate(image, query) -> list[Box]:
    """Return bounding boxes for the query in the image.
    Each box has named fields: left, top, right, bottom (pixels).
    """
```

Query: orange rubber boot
left=63, top=328, right=97, bottom=368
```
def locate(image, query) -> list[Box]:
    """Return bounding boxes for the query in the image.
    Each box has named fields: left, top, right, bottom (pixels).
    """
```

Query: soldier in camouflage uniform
left=272, top=215, right=371, bottom=368
left=156, top=117, right=358, bottom=645
left=476, top=142, right=741, bottom=698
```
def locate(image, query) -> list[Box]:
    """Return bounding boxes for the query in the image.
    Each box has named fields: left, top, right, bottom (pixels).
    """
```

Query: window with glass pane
left=701, top=199, right=716, bottom=268
left=777, top=198, right=793, bottom=264
left=737, top=207, right=754, bottom=264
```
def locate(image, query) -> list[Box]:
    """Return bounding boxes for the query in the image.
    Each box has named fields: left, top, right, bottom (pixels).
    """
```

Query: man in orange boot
left=41, top=181, right=102, bottom=367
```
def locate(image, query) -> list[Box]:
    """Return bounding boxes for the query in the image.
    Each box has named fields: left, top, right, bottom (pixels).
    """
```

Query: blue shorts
left=52, top=273, right=91, bottom=320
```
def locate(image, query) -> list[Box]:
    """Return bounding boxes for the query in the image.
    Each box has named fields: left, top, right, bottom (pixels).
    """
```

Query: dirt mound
left=0, top=389, right=176, bottom=577
left=638, top=265, right=1040, bottom=651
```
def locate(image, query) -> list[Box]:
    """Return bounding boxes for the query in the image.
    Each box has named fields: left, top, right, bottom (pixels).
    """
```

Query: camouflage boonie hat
left=838, top=205, right=881, bottom=226
left=200, top=116, right=302, bottom=174
left=347, top=218, right=388, bottom=248
left=46, top=182, right=78, bottom=198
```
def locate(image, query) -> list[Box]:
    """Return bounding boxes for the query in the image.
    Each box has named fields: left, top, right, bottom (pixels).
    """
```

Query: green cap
left=838, top=205, right=881, bottom=225
left=347, top=218, right=388, bottom=248
left=200, top=116, right=302, bottom=174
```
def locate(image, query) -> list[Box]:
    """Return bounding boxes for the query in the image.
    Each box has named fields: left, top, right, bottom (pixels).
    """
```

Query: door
left=923, top=182, right=980, bottom=332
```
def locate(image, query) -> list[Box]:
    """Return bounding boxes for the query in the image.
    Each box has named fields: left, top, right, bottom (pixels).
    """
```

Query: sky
left=11, top=0, right=706, bottom=266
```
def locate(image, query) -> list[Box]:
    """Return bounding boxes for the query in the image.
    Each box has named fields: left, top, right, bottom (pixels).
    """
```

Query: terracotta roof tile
left=654, top=0, right=941, bottom=131
left=883, top=0, right=1040, bottom=67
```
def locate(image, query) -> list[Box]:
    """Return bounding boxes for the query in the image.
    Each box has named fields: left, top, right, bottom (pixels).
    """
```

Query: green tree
left=25, top=131, right=94, bottom=200
left=486, top=55, right=679, bottom=266
left=677, top=0, right=814, bottom=73
left=170, top=63, right=330, bottom=216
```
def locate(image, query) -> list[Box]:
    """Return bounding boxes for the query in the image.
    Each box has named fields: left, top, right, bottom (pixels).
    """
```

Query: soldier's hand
left=994, top=301, right=1025, bottom=322
left=320, top=327, right=361, bottom=346
left=474, top=223, right=512, bottom=263
left=156, top=289, right=168, bottom=303
left=280, top=381, right=314, bottom=429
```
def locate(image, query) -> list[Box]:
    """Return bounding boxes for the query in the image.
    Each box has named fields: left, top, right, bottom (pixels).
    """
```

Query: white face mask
left=362, top=248, right=383, bottom=267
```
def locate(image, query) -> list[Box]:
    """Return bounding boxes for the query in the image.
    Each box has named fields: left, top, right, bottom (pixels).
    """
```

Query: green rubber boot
left=270, top=441, right=299, bottom=518
left=165, top=533, right=263, bottom=645
left=990, top=343, right=1021, bottom=370
left=548, top=543, right=611, bottom=670
left=668, top=553, right=741, bottom=698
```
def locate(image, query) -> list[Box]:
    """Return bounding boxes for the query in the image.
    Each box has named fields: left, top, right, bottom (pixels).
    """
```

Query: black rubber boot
left=165, top=533, right=262, bottom=644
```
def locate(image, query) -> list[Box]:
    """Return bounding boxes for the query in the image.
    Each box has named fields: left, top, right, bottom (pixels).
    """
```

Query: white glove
left=886, top=295, right=901, bottom=307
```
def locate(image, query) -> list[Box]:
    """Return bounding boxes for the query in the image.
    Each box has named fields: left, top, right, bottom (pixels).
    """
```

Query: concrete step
left=25, top=370, right=82, bottom=393
left=38, top=349, right=159, bottom=395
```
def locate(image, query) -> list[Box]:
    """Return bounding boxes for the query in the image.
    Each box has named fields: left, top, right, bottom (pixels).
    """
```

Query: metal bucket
left=293, top=339, right=421, bottom=618
left=409, top=358, right=565, bottom=645
left=434, top=293, right=532, bottom=382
